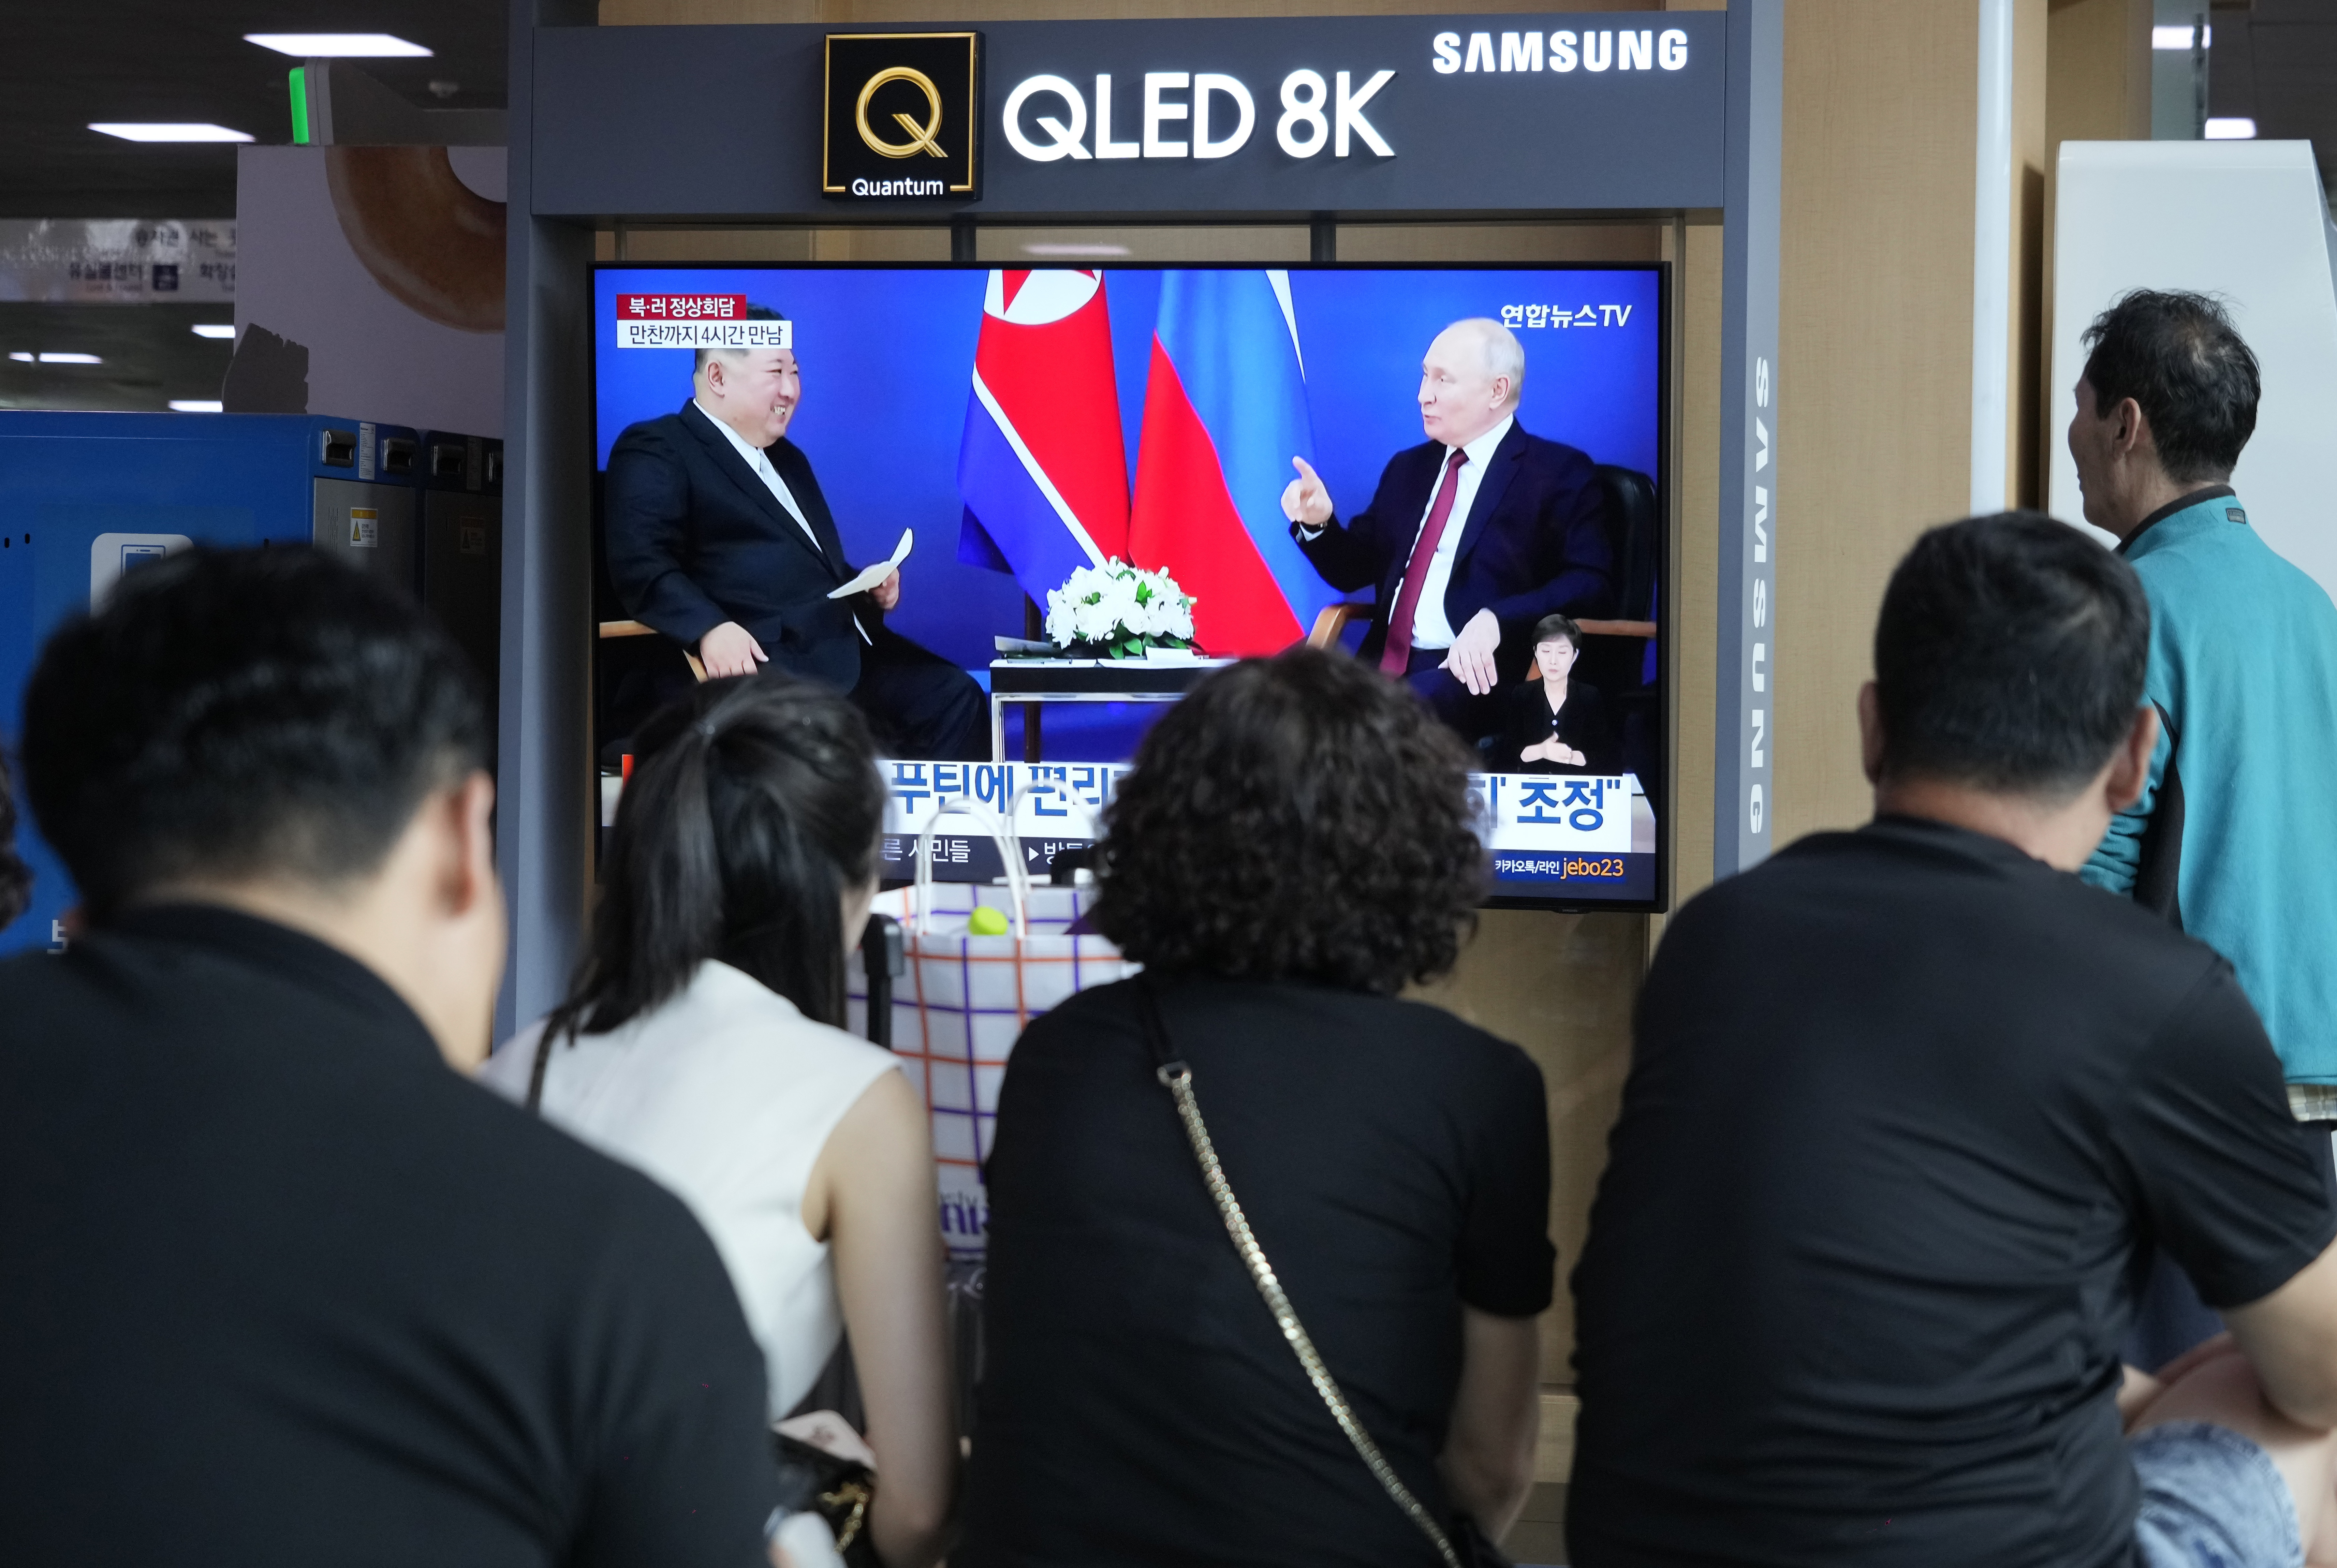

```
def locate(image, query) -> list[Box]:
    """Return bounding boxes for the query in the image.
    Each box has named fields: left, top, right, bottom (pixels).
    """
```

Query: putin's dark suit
left=1293, top=420, right=1613, bottom=736
left=605, top=400, right=983, bottom=758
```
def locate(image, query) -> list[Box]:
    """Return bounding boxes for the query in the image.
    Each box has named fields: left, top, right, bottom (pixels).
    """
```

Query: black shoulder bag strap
left=1132, top=976, right=1489, bottom=1568
left=524, top=1030, right=555, bottom=1114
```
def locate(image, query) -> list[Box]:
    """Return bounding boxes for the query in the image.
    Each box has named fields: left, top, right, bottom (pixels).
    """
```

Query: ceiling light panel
left=38, top=353, right=102, bottom=364
left=244, top=33, right=431, bottom=57
left=190, top=324, right=237, bottom=339
left=2204, top=118, right=2258, bottom=140
left=170, top=401, right=225, bottom=413
left=89, top=123, right=253, bottom=143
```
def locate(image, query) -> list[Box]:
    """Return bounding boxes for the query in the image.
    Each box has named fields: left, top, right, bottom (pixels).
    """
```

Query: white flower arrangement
left=1043, top=560, right=1199, bottom=659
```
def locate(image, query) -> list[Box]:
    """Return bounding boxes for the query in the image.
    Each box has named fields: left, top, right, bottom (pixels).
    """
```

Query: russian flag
left=1127, top=270, right=1340, bottom=656
left=956, top=270, right=1130, bottom=598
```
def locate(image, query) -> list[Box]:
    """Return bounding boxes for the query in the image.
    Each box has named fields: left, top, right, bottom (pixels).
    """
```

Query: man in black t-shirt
left=1570, top=514, right=2337, bottom=1567
left=0, top=550, right=781, bottom=1567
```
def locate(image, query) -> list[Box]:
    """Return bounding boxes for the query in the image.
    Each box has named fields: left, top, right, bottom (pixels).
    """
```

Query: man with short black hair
left=2069, top=290, right=2337, bottom=1109
left=0, top=548, right=781, bottom=1567
left=1570, top=514, right=2337, bottom=1567
left=2069, top=290, right=2337, bottom=1367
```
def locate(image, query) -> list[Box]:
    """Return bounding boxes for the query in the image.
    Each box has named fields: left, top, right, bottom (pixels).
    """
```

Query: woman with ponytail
left=481, top=675, right=957, bottom=1568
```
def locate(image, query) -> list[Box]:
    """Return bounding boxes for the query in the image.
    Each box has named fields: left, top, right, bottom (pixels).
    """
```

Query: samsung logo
left=1433, top=27, right=1689, bottom=73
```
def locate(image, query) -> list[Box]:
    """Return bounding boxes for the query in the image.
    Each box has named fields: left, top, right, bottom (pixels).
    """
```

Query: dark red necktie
left=1379, top=447, right=1469, bottom=675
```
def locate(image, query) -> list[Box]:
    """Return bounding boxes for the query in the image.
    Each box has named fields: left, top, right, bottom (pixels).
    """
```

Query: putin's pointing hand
left=1282, top=457, right=1334, bottom=529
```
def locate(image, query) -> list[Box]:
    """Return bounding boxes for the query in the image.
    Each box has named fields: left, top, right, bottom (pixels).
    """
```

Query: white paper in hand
left=828, top=529, right=913, bottom=599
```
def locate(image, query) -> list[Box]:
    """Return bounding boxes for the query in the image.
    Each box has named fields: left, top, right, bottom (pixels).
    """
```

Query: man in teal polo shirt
left=2068, top=289, right=2337, bottom=1357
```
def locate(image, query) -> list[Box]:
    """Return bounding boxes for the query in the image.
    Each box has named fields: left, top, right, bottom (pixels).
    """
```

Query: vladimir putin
left=604, top=305, right=985, bottom=759
left=1284, top=317, right=1613, bottom=738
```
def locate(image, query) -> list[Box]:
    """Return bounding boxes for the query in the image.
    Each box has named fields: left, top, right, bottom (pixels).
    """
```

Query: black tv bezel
left=589, top=257, right=1674, bottom=915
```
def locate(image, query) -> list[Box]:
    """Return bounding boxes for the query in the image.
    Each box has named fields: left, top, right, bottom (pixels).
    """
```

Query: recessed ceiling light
left=169, top=400, right=225, bottom=413
left=2205, top=117, right=2258, bottom=140
left=244, top=33, right=431, bottom=57
left=39, top=353, right=102, bottom=365
left=191, top=323, right=236, bottom=339
left=7, top=353, right=30, bottom=363
left=2152, top=25, right=2209, bottom=49
left=1021, top=243, right=1133, bottom=257
left=89, top=123, right=253, bottom=143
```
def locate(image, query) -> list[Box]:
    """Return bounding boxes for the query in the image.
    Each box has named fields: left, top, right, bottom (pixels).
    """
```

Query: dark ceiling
left=0, top=3, right=2327, bottom=222
left=0, top=3, right=506, bottom=221
left=2210, top=0, right=2337, bottom=190
left=0, top=4, right=2327, bottom=412
left=0, top=4, right=503, bottom=411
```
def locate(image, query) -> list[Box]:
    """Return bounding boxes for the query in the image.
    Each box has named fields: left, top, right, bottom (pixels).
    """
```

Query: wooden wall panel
left=2046, top=0, right=2152, bottom=147
left=976, top=225, right=1307, bottom=261
left=1337, top=222, right=1663, bottom=263
left=1770, top=0, right=1979, bottom=847
left=615, top=226, right=953, bottom=259
left=2042, top=0, right=2151, bottom=508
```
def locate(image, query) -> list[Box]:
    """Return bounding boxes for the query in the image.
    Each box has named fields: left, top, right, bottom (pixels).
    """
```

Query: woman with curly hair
left=957, top=647, right=1553, bottom=1567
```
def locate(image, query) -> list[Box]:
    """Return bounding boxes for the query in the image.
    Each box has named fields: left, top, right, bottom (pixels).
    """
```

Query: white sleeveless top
left=480, top=960, right=901, bottom=1420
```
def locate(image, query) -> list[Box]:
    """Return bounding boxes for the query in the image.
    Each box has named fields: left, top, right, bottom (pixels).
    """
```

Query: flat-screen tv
left=592, top=263, right=1667, bottom=910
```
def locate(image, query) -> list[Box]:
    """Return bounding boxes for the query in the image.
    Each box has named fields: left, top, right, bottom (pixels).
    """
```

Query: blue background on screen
left=593, top=266, right=1662, bottom=675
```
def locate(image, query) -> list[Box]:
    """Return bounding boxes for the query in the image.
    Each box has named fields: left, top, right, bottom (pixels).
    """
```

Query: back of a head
left=1097, top=646, right=1488, bottom=993
left=2081, top=289, right=2259, bottom=482
left=1873, top=512, right=2149, bottom=799
left=21, top=548, right=488, bottom=921
left=551, top=674, right=884, bottom=1038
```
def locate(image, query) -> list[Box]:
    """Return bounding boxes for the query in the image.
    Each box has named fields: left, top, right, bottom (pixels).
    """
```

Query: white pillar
left=1970, top=0, right=2015, bottom=515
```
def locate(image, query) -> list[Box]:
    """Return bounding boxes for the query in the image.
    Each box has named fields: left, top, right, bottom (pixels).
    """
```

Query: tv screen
left=593, top=263, right=1666, bottom=909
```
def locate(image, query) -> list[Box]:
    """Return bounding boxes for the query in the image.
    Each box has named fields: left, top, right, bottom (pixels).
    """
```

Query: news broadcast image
left=594, top=264, right=1665, bottom=906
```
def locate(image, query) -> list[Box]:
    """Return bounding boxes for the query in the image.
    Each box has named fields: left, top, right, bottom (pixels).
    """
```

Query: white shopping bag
left=844, top=800, right=1137, bottom=1258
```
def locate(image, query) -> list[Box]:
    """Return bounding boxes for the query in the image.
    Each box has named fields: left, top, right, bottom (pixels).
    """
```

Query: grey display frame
left=499, top=2, right=1780, bottom=1035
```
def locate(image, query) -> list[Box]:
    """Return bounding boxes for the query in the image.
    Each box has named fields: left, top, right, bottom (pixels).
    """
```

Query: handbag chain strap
left=1137, top=983, right=1463, bottom=1568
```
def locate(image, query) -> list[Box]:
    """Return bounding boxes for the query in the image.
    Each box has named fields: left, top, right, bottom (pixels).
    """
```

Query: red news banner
left=612, top=294, right=791, bottom=350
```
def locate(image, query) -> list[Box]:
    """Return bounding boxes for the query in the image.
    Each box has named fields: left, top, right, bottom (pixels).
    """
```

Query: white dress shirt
left=695, top=398, right=822, bottom=551
left=482, top=960, right=903, bottom=1421
left=1302, top=414, right=1513, bottom=650
left=1403, top=414, right=1513, bottom=649
left=694, top=399, right=871, bottom=646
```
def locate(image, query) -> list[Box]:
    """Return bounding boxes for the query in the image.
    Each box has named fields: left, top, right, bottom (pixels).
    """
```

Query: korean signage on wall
left=0, top=220, right=236, bottom=304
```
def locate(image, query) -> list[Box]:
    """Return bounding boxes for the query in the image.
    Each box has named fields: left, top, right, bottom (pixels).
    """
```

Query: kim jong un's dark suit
left=604, top=400, right=983, bottom=759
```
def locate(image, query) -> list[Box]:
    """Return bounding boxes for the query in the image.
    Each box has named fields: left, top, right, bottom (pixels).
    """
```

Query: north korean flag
left=955, top=270, right=1131, bottom=598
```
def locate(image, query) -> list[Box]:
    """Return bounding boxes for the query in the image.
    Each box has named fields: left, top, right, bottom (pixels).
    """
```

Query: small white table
left=987, top=656, right=1235, bottom=762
